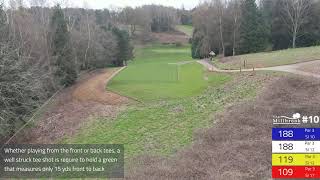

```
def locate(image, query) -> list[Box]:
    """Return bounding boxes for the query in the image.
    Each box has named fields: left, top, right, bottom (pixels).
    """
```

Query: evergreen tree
left=191, top=28, right=202, bottom=59
left=239, top=0, right=269, bottom=54
left=50, top=4, right=77, bottom=86
left=0, top=4, right=39, bottom=136
left=260, top=0, right=273, bottom=47
left=271, top=0, right=291, bottom=50
left=0, top=4, right=7, bottom=40
left=112, top=27, right=133, bottom=66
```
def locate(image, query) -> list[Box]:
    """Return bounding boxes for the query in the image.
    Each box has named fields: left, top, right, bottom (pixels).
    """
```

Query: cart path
left=198, top=59, right=320, bottom=78
left=72, top=67, right=128, bottom=105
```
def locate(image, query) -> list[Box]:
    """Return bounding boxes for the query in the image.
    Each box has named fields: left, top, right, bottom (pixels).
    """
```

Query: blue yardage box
left=272, top=128, right=320, bottom=140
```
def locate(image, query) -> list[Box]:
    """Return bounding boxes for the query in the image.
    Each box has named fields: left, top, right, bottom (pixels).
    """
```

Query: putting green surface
left=64, top=44, right=238, bottom=158
left=108, top=44, right=227, bottom=101
left=64, top=72, right=270, bottom=159
left=63, top=44, right=276, bottom=161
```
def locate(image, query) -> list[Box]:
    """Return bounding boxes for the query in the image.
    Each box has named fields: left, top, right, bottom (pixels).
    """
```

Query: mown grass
left=108, top=44, right=219, bottom=101
left=64, top=72, right=272, bottom=159
left=64, top=44, right=275, bottom=159
left=63, top=43, right=276, bottom=164
left=176, top=25, right=193, bottom=37
left=215, top=45, right=320, bottom=70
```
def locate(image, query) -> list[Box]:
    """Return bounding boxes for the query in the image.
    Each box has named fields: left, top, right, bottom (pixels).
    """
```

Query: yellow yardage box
left=272, top=154, right=320, bottom=166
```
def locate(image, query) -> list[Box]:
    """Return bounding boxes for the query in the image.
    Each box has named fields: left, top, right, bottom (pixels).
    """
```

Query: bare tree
left=0, top=3, right=125, bottom=140
left=120, top=7, right=136, bottom=35
left=281, top=0, right=311, bottom=48
left=229, top=0, right=242, bottom=56
left=192, top=3, right=214, bottom=58
left=81, top=1, right=91, bottom=69
left=213, top=0, right=226, bottom=56
left=143, top=5, right=178, bottom=32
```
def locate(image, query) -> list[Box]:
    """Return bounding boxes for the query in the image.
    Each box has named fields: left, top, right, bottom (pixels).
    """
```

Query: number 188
left=278, top=130, right=294, bottom=138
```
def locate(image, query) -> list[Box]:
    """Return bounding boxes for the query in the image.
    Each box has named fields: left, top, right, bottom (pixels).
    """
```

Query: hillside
left=215, top=46, right=320, bottom=70
left=176, top=25, right=193, bottom=37
left=3, top=1, right=320, bottom=179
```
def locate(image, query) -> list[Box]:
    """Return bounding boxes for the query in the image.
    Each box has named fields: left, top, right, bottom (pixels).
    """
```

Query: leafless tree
left=0, top=3, right=122, bottom=140
left=83, top=2, right=91, bottom=69
left=229, top=0, right=242, bottom=56
left=213, top=0, right=226, bottom=56
left=120, top=7, right=137, bottom=35
left=281, top=0, right=311, bottom=48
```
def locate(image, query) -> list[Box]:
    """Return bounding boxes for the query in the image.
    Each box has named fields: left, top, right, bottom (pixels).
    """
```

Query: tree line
left=118, top=5, right=191, bottom=42
left=0, top=3, right=133, bottom=139
left=0, top=2, right=191, bottom=140
left=191, top=0, right=320, bottom=58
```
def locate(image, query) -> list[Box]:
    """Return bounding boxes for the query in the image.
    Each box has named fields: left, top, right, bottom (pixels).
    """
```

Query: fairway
left=63, top=71, right=273, bottom=159
left=63, top=43, right=277, bottom=161
left=108, top=44, right=220, bottom=101
left=176, top=25, right=193, bottom=37
left=6, top=1, right=320, bottom=179
left=215, top=46, right=320, bottom=70
left=63, top=44, right=241, bottom=158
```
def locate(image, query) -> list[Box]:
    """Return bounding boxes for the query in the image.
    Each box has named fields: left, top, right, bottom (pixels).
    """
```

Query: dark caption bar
left=0, top=144, right=124, bottom=178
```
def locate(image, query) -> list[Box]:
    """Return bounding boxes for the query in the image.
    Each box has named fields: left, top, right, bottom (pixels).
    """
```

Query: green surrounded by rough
left=215, top=45, right=320, bottom=70
left=63, top=72, right=270, bottom=159
left=63, top=44, right=270, bottom=160
left=108, top=44, right=222, bottom=101
left=176, top=25, right=193, bottom=37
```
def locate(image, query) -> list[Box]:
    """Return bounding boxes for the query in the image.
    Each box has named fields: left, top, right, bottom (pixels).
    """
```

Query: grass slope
left=108, top=44, right=217, bottom=101
left=64, top=72, right=272, bottom=159
left=215, top=45, right=320, bottom=70
left=176, top=25, right=193, bottom=37
left=64, top=44, right=273, bottom=160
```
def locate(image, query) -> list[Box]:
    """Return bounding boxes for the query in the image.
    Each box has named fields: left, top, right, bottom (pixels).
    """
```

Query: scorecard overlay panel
left=272, top=114, right=320, bottom=179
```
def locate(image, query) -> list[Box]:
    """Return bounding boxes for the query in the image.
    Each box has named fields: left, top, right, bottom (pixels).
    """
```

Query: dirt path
left=73, top=67, right=127, bottom=104
left=198, top=59, right=320, bottom=78
left=15, top=67, right=128, bottom=144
